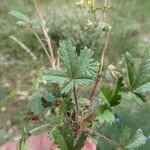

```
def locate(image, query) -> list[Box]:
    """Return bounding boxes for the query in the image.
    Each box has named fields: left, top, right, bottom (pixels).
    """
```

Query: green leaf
left=134, top=48, right=150, bottom=88
left=59, top=41, right=78, bottom=77
left=42, top=89, right=55, bottom=103
left=43, top=69, right=70, bottom=84
left=122, top=50, right=150, bottom=104
left=29, top=94, right=43, bottom=114
left=50, top=124, right=74, bottom=150
left=16, top=21, right=27, bottom=26
left=121, top=92, right=144, bottom=105
left=73, top=131, right=87, bottom=150
left=119, top=127, right=132, bottom=146
left=42, top=89, right=56, bottom=107
left=95, top=106, right=115, bottom=125
left=125, top=129, right=147, bottom=149
left=75, top=77, right=93, bottom=85
left=123, top=52, right=136, bottom=88
left=109, top=76, right=123, bottom=106
left=99, top=76, right=123, bottom=107
left=134, top=82, right=150, bottom=93
left=61, top=80, right=74, bottom=94
left=44, top=41, right=98, bottom=94
left=8, top=10, right=30, bottom=22
left=77, top=47, right=99, bottom=77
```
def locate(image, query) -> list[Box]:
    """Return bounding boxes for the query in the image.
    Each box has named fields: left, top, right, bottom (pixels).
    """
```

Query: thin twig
left=89, top=75, right=101, bottom=101
left=73, top=83, right=79, bottom=121
left=10, top=36, right=37, bottom=60
left=99, top=32, right=110, bottom=74
left=30, top=26, right=52, bottom=64
left=84, top=128, right=123, bottom=149
left=14, top=124, right=50, bottom=141
left=34, top=0, right=55, bottom=69
left=89, top=0, right=110, bottom=101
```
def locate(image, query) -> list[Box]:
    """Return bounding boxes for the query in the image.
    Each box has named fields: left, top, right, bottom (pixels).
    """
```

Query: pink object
left=82, top=139, right=96, bottom=150
left=0, top=134, right=96, bottom=150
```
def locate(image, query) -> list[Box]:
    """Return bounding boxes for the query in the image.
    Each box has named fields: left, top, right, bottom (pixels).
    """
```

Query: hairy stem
left=30, top=26, right=52, bottom=64
left=84, top=128, right=123, bottom=149
left=89, top=0, right=110, bottom=101
left=73, top=83, right=79, bottom=121
left=34, top=0, right=55, bottom=69
left=14, top=124, right=50, bottom=140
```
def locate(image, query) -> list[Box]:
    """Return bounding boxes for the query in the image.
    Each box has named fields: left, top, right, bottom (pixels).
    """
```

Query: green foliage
left=29, top=93, right=43, bottom=115
left=95, top=106, right=115, bottom=125
left=2, top=0, right=150, bottom=149
left=123, top=52, right=136, bottom=88
left=29, top=90, right=56, bottom=114
left=134, top=48, right=150, bottom=88
left=73, top=131, right=87, bottom=150
left=50, top=124, right=74, bottom=150
left=8, top=10, right=30, bottom=26
left=44, top=41, right=99, bottom=94
left=94, top=76, right=123, bottom=124
left=50, top=124, right=87, bottom=150
left=8, top=10, right=30, bottom=22
left=119, top=127, right=132, bottom=146
left=125, top=129, right=147, bottom=149
left=122, top=49, right=150, bottom=104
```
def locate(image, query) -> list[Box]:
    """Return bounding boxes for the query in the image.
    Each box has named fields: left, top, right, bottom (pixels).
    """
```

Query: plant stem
left=89, top=0, right=110, bottom=101
left=14, top=124, right=50, bottom=140
left=30, top=26, right=52, bottom=64
left=89, top=75, right=101, bottom=101
left=84, top=128, right=123, bottom=149
left=73, top=83, right=79, bottom=121
left=34, top=0, right=55, bottom=69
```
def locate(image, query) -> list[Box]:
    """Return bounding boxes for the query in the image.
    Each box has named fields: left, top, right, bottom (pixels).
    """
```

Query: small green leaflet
left=50, top=124, right=87, bottom=150
left=73, top=131, right=87, bottom=150
left=134, top=82, right=150, bottom=93
left=125, top=129, right=147, bottom=149
left=134, top=48, right=150, bottom=88
left=99, top=76, right=123, bottom=107
left=8, top=10, right=30, bottom=26
left=121, top=92, right=144, bottom=105
left=59, top=41, right=78, bottom=77
left=9, top=10, right=40, bottom=28
left=44, top=69, right=70, bottom=84
left=123, top=52, right=136, bottom=88
left=42, top=89, right=56, bottom=108
left=51, top=124, right=74, bottom=150
left=29, top=94, right=43, bottom=115
left=119, top=127, right=132, bottom=146
left=95, top=106, right=115, bottom=125
left=29, top=90, right=56, bottom=114
left=8, top=10, right=30, bottom=22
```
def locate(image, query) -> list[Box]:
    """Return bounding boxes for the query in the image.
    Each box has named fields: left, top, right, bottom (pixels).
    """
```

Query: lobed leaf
left=43, top=69, right=70, bottom=84
left=50, top=124, right=74, bottom=150
left=29, top=94, right=43, bottom=114
left=59, top=41, right=78, bottom=77
left=125, top=129, right=147, bottom=149
left=95, top=107, right=115, bottom=125
left=134, top=48, right=150, bottom=88
left=123, top=52, right=136, bottom=88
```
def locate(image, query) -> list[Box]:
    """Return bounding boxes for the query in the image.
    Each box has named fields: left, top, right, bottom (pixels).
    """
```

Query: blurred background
left=0, top=0, right=150, bottom=149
